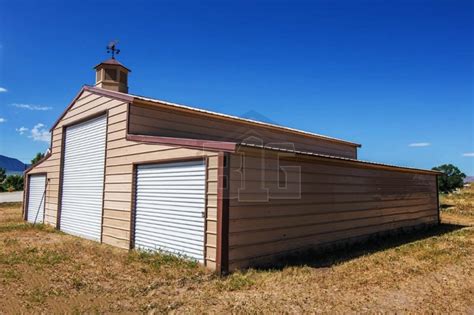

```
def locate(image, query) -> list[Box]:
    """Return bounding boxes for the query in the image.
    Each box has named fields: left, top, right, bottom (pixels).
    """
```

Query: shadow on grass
left=253, top=223, right=468, bottom=271
left=440, top=204, right=454, bottom=210
left=0, top=222, right=61, bottom=234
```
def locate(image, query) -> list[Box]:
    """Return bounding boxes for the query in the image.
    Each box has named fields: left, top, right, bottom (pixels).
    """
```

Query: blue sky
left=0, top=0, right=473, bottom=174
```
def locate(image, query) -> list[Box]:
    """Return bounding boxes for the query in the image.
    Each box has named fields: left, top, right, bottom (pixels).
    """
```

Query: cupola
left=94, top=58, right=131, bottom=93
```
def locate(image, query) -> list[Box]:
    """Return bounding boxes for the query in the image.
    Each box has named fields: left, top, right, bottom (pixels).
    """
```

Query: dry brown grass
left=440, top=185, right=474, bottom=223
left=0, top=193, right=473, bottom=313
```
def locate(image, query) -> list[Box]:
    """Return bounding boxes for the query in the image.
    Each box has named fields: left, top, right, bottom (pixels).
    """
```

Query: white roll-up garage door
left=134, top=160, right=206, bottom=262
left=27, top=175, right=46, bottom=224
left=60, top=115, right=106, bottom=241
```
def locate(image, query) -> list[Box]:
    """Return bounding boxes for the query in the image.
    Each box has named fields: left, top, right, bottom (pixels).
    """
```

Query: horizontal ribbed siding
left=228, top=149, right=439, bottom=270
left=25, top=93, right=219, bottom=269
left=129, top=103, right=358, bottom=158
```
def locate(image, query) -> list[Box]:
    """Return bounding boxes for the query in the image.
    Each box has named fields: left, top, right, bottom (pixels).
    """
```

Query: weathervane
left=106, top=40, right=120, bottom=59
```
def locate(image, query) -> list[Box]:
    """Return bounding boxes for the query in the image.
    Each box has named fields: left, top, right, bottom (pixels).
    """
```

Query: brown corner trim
left=56, top=125, right=67, bottom=230
left=216, top=152, right=230, bottom=274
left=22, top=174, right=29, bottom=221
left=126, top=102, right=131, bottom=135
left=99, top=111, right=110, bottom=244
left=126, top=134, right=237, bottom=153
left=129, top=163, right=137, bottom=250
left=436, top=175, right=440, bottom=225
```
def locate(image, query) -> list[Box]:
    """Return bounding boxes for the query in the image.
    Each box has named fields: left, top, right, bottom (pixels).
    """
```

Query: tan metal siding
left=206, top=155, right=218, bottom=268
left=27, top=157, right=58, bottom=224
left=228, top=149, right=438, bottom=270
left=27, top=92, right=126, bottom=226
left=102, top=140, right=219, bottom=263
left=129, top=103, right=357, bottom=158
left=25, top=91, right=219, bottom=269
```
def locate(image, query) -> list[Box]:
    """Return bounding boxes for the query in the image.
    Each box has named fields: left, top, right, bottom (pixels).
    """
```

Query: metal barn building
left=24, top=58, right=440, bottom=273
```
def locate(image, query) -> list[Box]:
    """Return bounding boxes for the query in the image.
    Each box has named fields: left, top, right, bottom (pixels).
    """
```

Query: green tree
left=0, top=168, right=5, bottom=183
left=0, top=168, right=5, bottom=192
left=31, top=152, right=45, bottom=165
left=432, top=164, right=466, bottom=193
left=3, top=175, right=24, bottom=192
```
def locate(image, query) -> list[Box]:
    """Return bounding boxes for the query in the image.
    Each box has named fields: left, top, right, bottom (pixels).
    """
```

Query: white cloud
left=16, top=127, right=28, bottom=135
left=408, top=142, right=431, bottom=147
left=0, top=87, right=7, bottom=93
left=0, top=117, right=5, bottom=123
left=463, top=152, right=474, bottom=157
left=29, top=123, right=50, bottom=142
left=16, top=124, right=50, bottom=143
left=11, top=103, right=52, bottom=111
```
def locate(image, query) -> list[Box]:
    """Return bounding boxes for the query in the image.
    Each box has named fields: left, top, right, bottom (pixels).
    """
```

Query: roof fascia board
left=23, top=152, right=52, bottom=175
left=49, top=86, right=134, bottom=132
left=84, top=85, right=134, bottom=102
left=126, top=134, right=237, bottom=152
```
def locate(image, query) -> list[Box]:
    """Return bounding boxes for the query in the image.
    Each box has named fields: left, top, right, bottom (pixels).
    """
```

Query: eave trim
left=240, top=143, right=442, bottom=175
left=23, top=152, right=52, bottom=175
left=126, top=134, right=237, bottom=152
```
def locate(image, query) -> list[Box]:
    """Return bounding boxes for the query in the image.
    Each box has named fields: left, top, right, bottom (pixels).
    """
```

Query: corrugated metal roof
left=240, top=142, right=441, bottom=175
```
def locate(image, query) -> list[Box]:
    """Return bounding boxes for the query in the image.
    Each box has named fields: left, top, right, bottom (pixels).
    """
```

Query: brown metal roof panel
left=93, top=58, right=131, bottom=72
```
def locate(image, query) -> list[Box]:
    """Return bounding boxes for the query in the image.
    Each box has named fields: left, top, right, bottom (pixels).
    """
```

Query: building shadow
left=253, top=223, right=467, bottom=271
left=440, top=203, right=454, bottom=210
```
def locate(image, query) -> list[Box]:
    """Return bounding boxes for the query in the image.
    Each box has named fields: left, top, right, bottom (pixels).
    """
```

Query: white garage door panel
left=60, top=115, right=106, bottom=241
left=135, top=160, right=206, bottom=262
left=27, top=175, right=46, bottom=224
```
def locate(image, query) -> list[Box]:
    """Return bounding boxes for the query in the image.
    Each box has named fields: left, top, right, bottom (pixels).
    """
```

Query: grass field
left=1, top=188, right=473, bottom=313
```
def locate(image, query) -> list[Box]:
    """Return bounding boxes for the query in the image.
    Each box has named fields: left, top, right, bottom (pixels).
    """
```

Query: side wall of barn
left=227, top=148, right=439, bottom=270
left=128, top=102, right=358, bottom=159
left=25, top=91, right=219, bottom=270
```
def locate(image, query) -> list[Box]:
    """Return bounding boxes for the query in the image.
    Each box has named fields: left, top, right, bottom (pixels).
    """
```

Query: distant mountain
left=239, top=110, right=278, bottom=125
left=0, top=155, right=29, bottom=174
left=465, top=176, right=474, bottom=183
